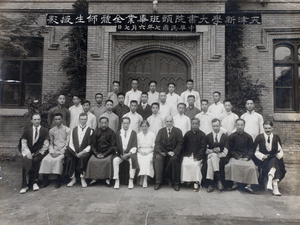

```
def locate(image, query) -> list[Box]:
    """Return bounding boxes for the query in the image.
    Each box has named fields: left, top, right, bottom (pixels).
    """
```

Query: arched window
left=274, top=41, right=300, bottom=112
left=0, top=37, right=43, bottom=107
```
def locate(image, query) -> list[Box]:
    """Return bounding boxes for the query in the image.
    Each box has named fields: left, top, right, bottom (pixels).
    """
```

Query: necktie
left=215, top=134, right=218, bottom=143
left=267, top=136, right=270, bottom=143
left=168, top=129, right=171, bottom=137
left=81, top=126, right=86, bottom=131
left=34, top=127, right=38, bottom=140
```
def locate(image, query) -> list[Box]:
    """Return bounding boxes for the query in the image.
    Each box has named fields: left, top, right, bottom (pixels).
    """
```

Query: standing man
left=185, top=95, right=201, bottom=120
left=85, top=117, right=117, bottom=187
left=123, top=100, right=143, bottom=133
left=136, top=92, right=152, bottom=120
left=180, top=79, right=201, bottom=109
left=181, top=118, right=206, bottom=192
left=69, top=95, right=84, bottom=130
left=195, top=100, right=213, bottom=135
left=106, top=81, right=120, bottom=107
left=159, top=92, right=172, bottom=121
left=124, top=78, right=142, bottom=106
left=221, top=99, right=239, bottom=135
left=90, top=93, right=106, bottom=125
left=100, top=100, right=119, bottom=133
left=20, top=113, right=49, bottom=194
left=39, top=113, right=71, bottom=189
left=147, top=103, right=164, bottom=136
left=148, top=80, right=160, bottom=105
left=241, top=99, right=264, bottom=141
left=208, top=91, right=226, bottom=120
left=205, top=119, right=228, bottom=193
left=112, top=92, right=130, bottom=130
left=166, top=82, right=181, bottom=117
left=153, top=116, right=183, bottom=191
left=113, top=117, right=138, bottom=189
left=47, top=94, right=70, bottom=128
left=82, top=100, right=97, bottom=130
left=65, top=113, right=93, bottom=188
left=173, top=103, right=191, bottom=136
left=225, top=119, right=258, bottom=194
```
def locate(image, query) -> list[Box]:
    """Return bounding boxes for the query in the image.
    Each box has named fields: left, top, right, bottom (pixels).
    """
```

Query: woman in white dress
left=137, top=120, right=156, bottom=188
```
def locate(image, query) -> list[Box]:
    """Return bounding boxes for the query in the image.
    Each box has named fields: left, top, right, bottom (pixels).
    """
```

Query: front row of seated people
left=20, top=111, right=286, bottom=196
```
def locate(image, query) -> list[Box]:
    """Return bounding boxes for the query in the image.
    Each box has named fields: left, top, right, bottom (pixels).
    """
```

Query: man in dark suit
left=113, top=117, right=138, bottom=189
left=153, top=116, right=183, bottom=191
left=20, top=113, right=49, bottom=194
left=136, top=92, right=152, bottom=120
left=205, top=118, right=228, bottom=192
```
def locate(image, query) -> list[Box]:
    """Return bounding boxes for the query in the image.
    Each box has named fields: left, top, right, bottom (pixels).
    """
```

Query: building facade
left=0, top=0, right=299, bottom=163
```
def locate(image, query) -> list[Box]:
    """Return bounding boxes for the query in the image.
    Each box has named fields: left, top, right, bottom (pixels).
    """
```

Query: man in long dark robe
left=153, top=116, right=183, bottom=191
left=47, top=94, right=70, bottom=128
left=225, top=118, right=258, bottom=194
left=85, top=117, right=117, bottom=187
left=113, top=117, right=138, bottom=189
left=112, top=92, right=130, bottom=130
left=65, top=113, right=93, bottom=188
left=20, top=113, right=49, bottom=194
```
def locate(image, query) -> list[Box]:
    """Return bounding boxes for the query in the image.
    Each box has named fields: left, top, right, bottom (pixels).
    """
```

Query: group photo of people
left=20, top=78, right=286, bottom=197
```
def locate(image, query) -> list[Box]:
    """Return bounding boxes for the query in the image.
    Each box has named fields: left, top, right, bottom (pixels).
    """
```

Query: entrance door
left=122, top=51, right=189, bottom=94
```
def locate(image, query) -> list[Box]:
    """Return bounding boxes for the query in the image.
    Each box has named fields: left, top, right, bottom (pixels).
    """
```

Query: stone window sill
left=0, top=108, right=28, bottom=117
left=274, top=113, right=300, bottom=122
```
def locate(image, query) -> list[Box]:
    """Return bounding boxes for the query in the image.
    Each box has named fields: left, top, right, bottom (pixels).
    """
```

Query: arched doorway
left=121, top=50, right=190, bottom=94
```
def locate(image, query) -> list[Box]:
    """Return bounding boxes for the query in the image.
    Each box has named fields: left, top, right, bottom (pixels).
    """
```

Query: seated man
left=206, top=118, right=228, bottom=193
left=65, top=113, right=93, bottom=188
left=20, top=113, right=49, bottom=194
left=113, top=117, right=138, bottom=189
left=39, top=113, right=71, bottom=188
left=225, top=119, right=259, bottom=194
left=181, top=118, right=206, bottom=192
left=85, top=117, right=117, bottom=187
left=253, top=121, right=286, bottom=196
left=153, top=116, right=183, bottom=191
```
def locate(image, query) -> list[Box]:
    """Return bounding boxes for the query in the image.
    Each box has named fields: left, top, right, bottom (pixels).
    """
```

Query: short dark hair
left=79, top=112, right=87, bottom=118
left=140, top=120, right=150, bottom=127
left=141, top=92, right=148, bottom=96
left=186, top=79, right=194, bottom=83
left=132, top=78, right=139, bottom=83
left=151, top=102, right=160, bottom=108
left=72, top=94, right=80, bottom=99
left=31, top=113, right=41, bottom=119
left=105, top=99, right=113, bottom=104
left=54, top=113, right=63, bottom=118
left=191, top=118, right=200, bottom=124
left=177, top=103, right=186, bottom=108
left=168, top=82, right=176, bottom=87
left=211, top=118, right=221, bottom=124
left=187, top=95, right=195, bottom=99
left=201, top=99, right=209, bottom=104
left=130, top=100, right=138, bottom=105
left=263, top=121, right=273, bottom=127
left=122, top=116, right=131, bottom=123
left=113, top=81, right=120, bottom=85
left=213, top=91, right=221, bottom=96
left=57, top=93, right=66, bottom=99
left=95, top=93, right=103, bottom=98
left=117, top=92, right=125, bottom=97
left=149, top=80, right=157, bottom=86
left=99, top=117, right=109, bottom=123
left=223, top=99, right=232, bottom=104
left=246, top=99, right=255, bottom=104
left=82, top=100, right=91, bottom=105
left=236, top=118, right=245, bottom=125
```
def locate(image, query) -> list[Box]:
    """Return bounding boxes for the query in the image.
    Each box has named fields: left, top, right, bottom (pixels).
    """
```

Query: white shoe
left=128, top=179, right=134, bottom=189
left=267, top=177, right=273, bottom=190
left=33, top=183, right=39, bottom=191
left=273, top=181, right=281, bottom=196
left=20, top=187, right=29, bottom=194
left=81, top=178, right=87, bottom=188
left=142, top=177, right=148, bottom=188
left=67, top=177, right=76, bottom=187
left=114, top=179, right=120, bottom=189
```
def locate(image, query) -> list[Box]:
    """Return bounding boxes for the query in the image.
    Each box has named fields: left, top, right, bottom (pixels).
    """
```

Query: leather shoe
left=154, top=184, right=161, bottom=190
left=207, top=185, right=214, bottom=193
left=217, top=181, right=224, bottom=191
left=245, top=185, right=255, bottom=194
left=55, top=181, right=61, bottom=189
left=174, top=184, right=180, bottom=191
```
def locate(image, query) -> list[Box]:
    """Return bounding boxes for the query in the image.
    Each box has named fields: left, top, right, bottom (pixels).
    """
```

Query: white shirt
left=166, top=92, right=181, bottom=116
left=124, top=89, right=142, bottom=106
left=159, top=102, right=172, bottom=121
left=180, top=90, right=201, bottom=109
left=123, top=111, right=143, bottom=133
left=69, top=104, right=84, bottom=129
left=173, top=114, right=191, bottom=136
left=221, top=111, right=239, bottom=133
left=195, top=111, right=213, bottom=135
left=86, top=111, right=97, bottom=130
left=120, top=128, right=133, bottom=151
left=68, top=125, right=93, bottom=153
left=255, top=133, right=284, bottom=160
left=208, top=101, right=225, bottom=120
left=148, top=91, right=160, bottom=105
left=32, top=125, right=41, bottom=145
left=147, top=113, right=164, bottom=136
left=241, top=110, right=264, bottom=141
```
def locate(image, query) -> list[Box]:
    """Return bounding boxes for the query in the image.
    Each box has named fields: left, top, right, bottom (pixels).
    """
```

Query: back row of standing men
left=20, top=79, right=285, bottom=196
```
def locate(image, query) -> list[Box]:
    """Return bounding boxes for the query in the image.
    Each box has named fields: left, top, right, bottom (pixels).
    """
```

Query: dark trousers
left=64, top=151, right=91, bottom=177
left=154, top=153, right=181, bottom=184
left=22, top=153, right=45, bottom=188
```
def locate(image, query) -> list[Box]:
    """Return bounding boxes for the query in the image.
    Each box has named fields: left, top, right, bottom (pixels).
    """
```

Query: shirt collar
left=247, top=110, right=255, bottom=115
left=33, top=125, right=41, bottom=130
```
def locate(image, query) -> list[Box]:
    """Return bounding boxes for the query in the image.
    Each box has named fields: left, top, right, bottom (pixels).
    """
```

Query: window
left=0, top=38, right=43, bottom=107
left=274, top=40, right=300, bottom=112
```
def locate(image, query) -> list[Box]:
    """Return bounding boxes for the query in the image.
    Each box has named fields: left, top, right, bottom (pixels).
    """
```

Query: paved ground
left=0, top=158, right=299, bottom=225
